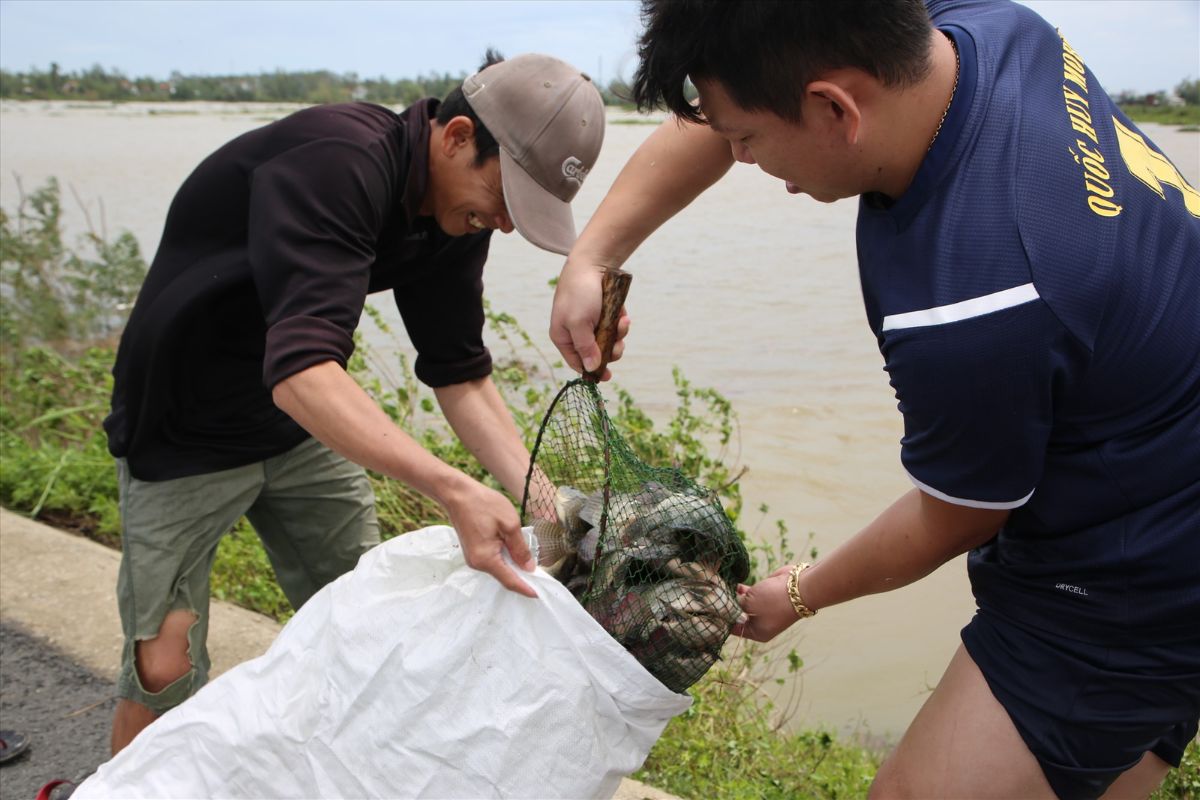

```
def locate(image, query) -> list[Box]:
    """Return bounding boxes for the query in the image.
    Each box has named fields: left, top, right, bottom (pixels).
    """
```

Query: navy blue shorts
left=962, top=611, right=1200, bottom=800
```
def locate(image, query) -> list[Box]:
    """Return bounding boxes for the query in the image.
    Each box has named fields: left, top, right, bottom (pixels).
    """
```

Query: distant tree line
left=0, top=63, right=638, bottom=106
left=4, top=62, right=1187, bottom=113
left=1114, top=78, right=1200, bottom=107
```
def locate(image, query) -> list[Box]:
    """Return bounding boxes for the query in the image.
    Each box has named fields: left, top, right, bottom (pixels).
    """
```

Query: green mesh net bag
left=521, top=377, right=751, bottom=694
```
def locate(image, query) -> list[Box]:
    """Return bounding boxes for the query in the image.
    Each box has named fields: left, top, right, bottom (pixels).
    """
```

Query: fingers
left=550, top=325, right=585, bottom=374
left=448, top=488, right=538, bottom=597
left=486, top=558, right=538, bottom=599
left=608, top=313, right=631, bottom=364
left=464, top=538, right=539, bottom=599
left=549, top=263, right=633, bottom=377
left=577, top=308, right=631, bottom=377
left=503, top=524, right=536, bottom=573
left=729, top=577, right=797, bottom=642
left=731, top=584, right=761, bottom=640
left=572, top=322, right=603, bottom=374
left=479, top=523, right=538, bottom=597
left=730, top=616, right=766, bottom=642
left=548, top=269, right=593, bottom=374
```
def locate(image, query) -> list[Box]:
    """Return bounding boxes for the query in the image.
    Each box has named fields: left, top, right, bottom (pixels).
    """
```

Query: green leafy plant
left=1158, top=741, right=1200, bottom=800
left=1, top=176, right=146, bottom=356
left=0, top=346, right=119, bottom=538
left=210, top=520, right=294, bottom=622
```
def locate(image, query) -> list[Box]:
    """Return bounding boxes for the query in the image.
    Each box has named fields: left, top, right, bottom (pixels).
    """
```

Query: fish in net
left=521, top=377, right=750, bottom=693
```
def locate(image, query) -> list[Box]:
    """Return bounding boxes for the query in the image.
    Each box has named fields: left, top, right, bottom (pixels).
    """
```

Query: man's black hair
left=437, top=48, right=505, bottom=166
left=632, top=0, right=934, bottom=124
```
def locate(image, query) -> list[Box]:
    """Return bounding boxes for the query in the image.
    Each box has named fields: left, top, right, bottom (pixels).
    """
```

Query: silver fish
left=536, top=480, right=747, bottom=693
left=650, top=578, right=738, bottom=622
left=578, top=492, right=604, bottom=527
left=565, top=572, right=590, bottom=597
left=601, top=590, right=657, bottom=641
left=653, top=650, right=720, bottom=690
left=579, top=483, right=672, bottom=541
left=546, top=481, right=743, bottom=683
left=577, top=526, right=601, bottom=564
left=545, top=551, right=580, bottom=581
left=663, top=557, right=722, bottom=584
left=553, top=486, right=589, bottom=541
left=532, top=518, right=569, bottom=567
left=660, top=615, right=726, bottom=652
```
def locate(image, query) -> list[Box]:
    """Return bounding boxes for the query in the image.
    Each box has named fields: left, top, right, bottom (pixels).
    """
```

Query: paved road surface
left=0, top=622, right=115, bottom=798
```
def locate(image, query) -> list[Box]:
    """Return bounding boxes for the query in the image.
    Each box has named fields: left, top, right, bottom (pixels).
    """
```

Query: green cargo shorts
left=115, top=436, right=379, bottom=712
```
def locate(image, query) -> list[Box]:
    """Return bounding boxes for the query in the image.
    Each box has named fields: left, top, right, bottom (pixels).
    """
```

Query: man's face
left=695, top=78, right=856, bottom=204
left=425, top=118, right=514, bottom=238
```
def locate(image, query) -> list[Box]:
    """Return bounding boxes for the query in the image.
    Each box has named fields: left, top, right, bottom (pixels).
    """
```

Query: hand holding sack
left=74, top=526, right=690, bottom=800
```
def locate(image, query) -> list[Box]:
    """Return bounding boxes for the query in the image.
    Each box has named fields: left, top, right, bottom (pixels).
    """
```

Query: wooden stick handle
left=584, top=268, right=632, bottom=382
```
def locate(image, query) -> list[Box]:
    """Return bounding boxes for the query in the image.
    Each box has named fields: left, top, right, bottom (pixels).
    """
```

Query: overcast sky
left=0, top=0, right=1196, bottom=95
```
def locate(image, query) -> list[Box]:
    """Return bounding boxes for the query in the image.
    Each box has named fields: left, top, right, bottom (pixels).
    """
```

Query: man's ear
left=439, top=115, right=476, bottom=157
left=806, top=80, right=862, bottom=146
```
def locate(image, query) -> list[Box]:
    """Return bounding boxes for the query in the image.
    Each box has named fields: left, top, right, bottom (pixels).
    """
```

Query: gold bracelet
left=786, top=562, right=816, bottom=619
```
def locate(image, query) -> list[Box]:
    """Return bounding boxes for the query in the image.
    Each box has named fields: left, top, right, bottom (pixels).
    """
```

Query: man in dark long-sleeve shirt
left=104, top=52, right=607, bottom=753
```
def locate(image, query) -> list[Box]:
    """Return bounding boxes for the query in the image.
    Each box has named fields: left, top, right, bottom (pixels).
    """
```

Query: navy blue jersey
left=856, top=0, right=1199, bottom=645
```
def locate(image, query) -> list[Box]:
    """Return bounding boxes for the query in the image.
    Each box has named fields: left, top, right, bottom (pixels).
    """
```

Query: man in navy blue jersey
left=549, top=1, right=1199, bottom=797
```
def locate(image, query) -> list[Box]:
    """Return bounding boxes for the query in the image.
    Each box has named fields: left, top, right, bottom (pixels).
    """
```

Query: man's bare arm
left=551, top=118, right=734, bottom=376
left=733, top=489, right=1009, bottom=642
left=272, top=361, right=537, bottom=597
left=434, top=376, right=533, bottom=500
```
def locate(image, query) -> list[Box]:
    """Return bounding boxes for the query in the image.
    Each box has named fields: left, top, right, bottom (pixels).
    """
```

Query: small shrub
left=211, top=520, right=294, bottom=623
left=1156, top=741, right=1200, bottom=800
left=0, top=177, right=146, bottom=355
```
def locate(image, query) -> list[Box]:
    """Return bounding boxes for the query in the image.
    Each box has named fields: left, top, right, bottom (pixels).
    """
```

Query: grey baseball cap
left=462, top=54, right=605, bottom=256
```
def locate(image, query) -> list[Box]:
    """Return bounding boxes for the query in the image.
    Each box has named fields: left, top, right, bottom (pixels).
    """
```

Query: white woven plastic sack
left=76, top=525, right=692, bottom=799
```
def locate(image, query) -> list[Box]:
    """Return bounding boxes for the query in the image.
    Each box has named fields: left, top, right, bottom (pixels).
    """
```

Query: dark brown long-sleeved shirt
left=105, top=100, right=494, bottom=481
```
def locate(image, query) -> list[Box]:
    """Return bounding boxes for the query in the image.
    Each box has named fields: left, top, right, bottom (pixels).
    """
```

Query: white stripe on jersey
left=906, top=470, right=1035, bottom=510
left=881, top=282, right=1040, bottom=332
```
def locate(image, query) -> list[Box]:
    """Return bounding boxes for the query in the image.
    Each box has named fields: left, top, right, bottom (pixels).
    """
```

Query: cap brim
left=499, top=148, right=576, bottom=256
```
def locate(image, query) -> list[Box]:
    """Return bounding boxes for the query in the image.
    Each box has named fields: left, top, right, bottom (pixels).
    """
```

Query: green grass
left=210, top=521, right=295, bottom=621
left=636, top=648, right=882, bottom=799
left=1120, top=103, right=1200, bottom=126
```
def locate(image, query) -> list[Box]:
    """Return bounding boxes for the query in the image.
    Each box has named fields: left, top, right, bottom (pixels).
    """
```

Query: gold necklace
left=928, top=33, right=960, bottom=152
